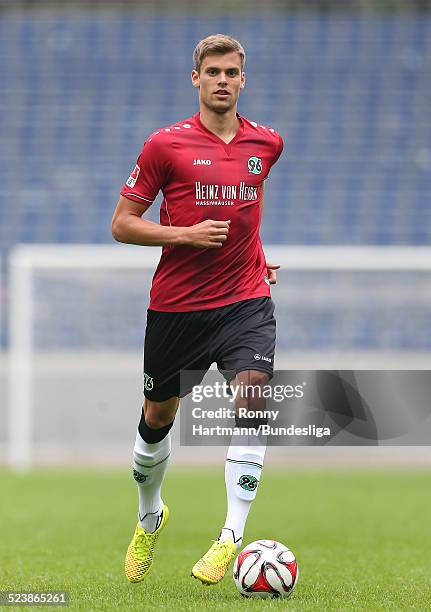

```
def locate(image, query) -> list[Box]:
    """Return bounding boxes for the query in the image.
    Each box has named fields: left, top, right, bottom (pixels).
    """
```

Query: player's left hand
left=266, top=262, right=280, bottom=284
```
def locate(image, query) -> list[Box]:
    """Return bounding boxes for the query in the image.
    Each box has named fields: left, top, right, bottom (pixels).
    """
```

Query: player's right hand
left=185, top=219, right=231, bottom=248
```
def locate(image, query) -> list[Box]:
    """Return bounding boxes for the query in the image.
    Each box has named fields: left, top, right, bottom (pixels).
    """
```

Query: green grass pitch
left=1, top=467, right=431, bottom=611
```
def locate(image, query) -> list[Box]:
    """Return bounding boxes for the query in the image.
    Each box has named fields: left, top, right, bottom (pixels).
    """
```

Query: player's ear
left=191, top=69, right=200, bottom=89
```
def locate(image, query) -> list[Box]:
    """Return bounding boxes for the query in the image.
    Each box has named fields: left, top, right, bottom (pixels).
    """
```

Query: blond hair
left=193, top=34, right=246, bottom=73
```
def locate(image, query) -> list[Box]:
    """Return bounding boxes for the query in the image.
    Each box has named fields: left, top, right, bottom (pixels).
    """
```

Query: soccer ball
left=233, top=539, right=298, bottom=598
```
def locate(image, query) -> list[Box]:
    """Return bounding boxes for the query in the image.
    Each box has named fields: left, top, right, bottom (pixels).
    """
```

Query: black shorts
left=143, top=297, right=276, bottom=402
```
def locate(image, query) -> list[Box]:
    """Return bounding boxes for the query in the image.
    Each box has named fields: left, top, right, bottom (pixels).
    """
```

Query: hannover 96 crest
left=143, top=372, right=154, bottom=391
left=238, top=474, right=259, bottom=491
left=247, top=156, right=262, bottom=175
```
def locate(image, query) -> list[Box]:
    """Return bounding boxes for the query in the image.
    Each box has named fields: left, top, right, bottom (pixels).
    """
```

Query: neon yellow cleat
left=191, top=539, right=236, bottom=585
left=124, top=505, right=169, bottom=583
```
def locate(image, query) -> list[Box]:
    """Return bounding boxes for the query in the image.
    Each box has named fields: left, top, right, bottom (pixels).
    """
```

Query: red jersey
left=120, top=112, right=283, bottom=311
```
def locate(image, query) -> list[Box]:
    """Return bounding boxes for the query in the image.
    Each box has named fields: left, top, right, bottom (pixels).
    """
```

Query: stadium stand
left=1, top=13, right=430, bottom=248
left=0, top=11, right=430, bottom=350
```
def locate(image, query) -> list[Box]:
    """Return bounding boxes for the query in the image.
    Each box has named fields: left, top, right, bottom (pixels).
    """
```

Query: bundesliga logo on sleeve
left=126, top=164, right=141, bottom=188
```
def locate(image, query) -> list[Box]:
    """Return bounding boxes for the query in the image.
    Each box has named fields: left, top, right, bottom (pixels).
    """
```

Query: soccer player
left=111, top=34, right=283, bottom=585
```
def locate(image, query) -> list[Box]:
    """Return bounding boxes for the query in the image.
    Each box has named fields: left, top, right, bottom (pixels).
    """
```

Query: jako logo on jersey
left=143, top=372, right=154, bottom=391
left=194, top=159, right=212, bottom=165
left=254, top=354, right=272, bottom=363
left=247, top=156, right=262, bottom=175
left=126, top=164, right=140, bottom=188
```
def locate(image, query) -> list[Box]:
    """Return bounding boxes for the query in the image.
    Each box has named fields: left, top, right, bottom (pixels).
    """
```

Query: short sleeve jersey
left=120, top=112, right=283, bottom=311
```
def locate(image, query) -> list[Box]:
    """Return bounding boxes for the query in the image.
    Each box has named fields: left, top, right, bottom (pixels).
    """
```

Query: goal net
left=7, top=244, right=431, bottom=469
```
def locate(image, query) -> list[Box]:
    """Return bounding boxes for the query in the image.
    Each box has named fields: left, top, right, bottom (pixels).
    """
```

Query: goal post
left=7, top=244, right=431, bottom=470
left=8, top=245, right=161, bottom=471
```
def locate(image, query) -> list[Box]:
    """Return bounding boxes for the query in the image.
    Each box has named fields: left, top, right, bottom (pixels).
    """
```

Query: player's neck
left=198, top=106, right=240, bottom=144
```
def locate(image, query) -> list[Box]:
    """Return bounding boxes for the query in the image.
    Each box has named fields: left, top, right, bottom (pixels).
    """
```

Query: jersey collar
left=194, top=112, right=244, bottom=155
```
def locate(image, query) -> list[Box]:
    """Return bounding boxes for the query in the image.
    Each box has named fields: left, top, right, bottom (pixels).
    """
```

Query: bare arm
left=111, top=195, right=230, bottom=248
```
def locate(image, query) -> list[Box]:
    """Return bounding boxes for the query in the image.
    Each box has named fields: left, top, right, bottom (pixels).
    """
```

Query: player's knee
left=234, top=371, right=270, bottom=411
left=143, top=397, right=178, bottom=425
left=144, top=412, right=172, bottom=430
left=235, top=370, right=269, bottom=394
left=138, top=405, right=175, bottom=443
left=245, top=370, right=269, bottom=388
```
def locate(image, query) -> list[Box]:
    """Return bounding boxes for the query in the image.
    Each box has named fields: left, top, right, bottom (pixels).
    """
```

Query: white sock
left=133, top=430, right=171, bottom=532
left=219, top=430, right=267, bottom=550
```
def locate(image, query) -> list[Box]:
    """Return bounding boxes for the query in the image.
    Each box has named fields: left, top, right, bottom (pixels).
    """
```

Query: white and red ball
left=233, top=539, right=298, bottom=598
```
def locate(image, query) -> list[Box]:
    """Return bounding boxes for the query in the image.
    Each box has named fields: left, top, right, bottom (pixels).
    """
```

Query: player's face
left=192, top=52, right=245, bottom=114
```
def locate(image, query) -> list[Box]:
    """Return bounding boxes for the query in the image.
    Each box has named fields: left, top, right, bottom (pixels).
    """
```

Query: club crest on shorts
left=238, top=475, right=258, bottom=491
left=126, top=164, right=140, bottom=187
left=143, top=372, right=154, bottom=391
left=247, top=156, right=262, bottom=175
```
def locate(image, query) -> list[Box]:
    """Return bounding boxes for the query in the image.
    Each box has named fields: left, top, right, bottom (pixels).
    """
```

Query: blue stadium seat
left=1, top=11, right=430, bottom=349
